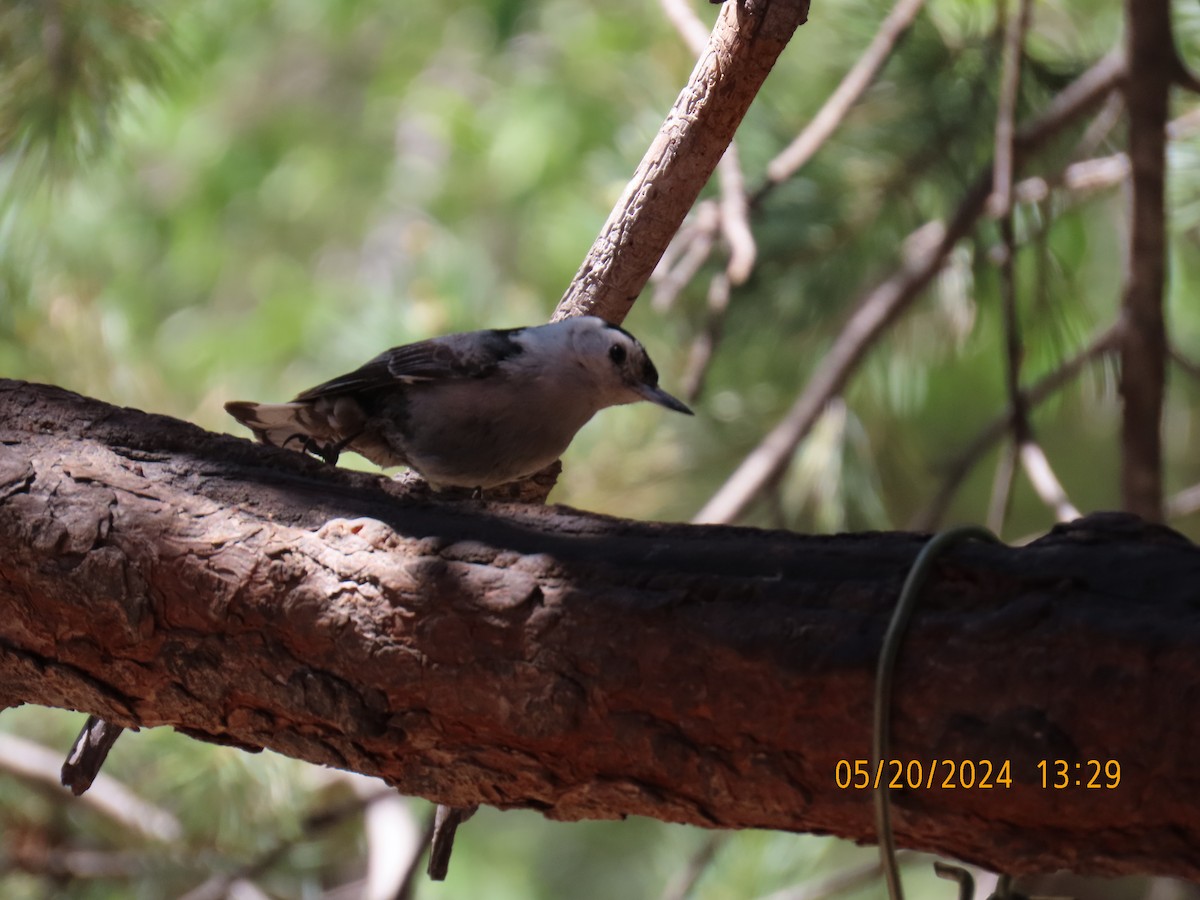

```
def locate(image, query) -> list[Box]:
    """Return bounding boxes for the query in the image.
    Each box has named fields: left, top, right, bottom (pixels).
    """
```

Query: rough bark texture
left=553, top=0, right=810, bottom=326
left=1119, top=0, right=1171, bottom=522
left=2, top=380, right=1200, bottom=880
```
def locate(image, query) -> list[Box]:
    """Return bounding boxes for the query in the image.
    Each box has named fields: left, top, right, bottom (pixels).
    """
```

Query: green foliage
left=0, top=0, right=173, bottom=185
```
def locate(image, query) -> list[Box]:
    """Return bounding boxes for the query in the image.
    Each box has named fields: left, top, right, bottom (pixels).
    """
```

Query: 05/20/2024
left=834, top=758, right=1121, bottom=790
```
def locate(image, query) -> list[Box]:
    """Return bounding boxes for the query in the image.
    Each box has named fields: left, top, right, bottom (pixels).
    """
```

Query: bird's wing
left=293, top=328, right=527, bottom=401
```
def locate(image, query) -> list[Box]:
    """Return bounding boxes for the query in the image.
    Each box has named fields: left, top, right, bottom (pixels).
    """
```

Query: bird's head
left=563, top=316, right=693, bottom=415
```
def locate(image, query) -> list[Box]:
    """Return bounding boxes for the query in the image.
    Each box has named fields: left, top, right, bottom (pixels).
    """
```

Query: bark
left=552, top=0, right=810, bottom=326
left=1119, top=0, right=1172, bottom=522
left=2, top=379, right=1200, bottom=880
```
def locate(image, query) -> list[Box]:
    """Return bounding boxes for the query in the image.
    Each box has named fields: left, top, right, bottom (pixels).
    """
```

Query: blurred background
left=2, top=0, right=1199, bottom=896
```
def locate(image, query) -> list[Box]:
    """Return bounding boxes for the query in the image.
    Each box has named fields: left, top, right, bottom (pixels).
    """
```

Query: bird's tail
left=224, top=400, right=322, bottom=452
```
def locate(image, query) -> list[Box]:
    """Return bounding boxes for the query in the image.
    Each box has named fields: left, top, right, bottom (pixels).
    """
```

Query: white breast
left=384, top=372, right=602, bottom=488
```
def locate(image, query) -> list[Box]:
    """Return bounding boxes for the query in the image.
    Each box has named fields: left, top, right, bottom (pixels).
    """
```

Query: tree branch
left=553, top=0, right=810, bottom=325
left=911, top=323, right=1122, bottom=531
left=760, top=0, right=927, bottom=194
left=693, top=50, right=1126, bottom=526
left=1118, top=0, right=1172, bottom=522
left=0, top=732, right=181, bottom=843
left=2, top=381, right=1200, bottom=879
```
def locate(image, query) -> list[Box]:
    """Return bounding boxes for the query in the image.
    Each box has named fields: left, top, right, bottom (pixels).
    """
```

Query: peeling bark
left=1, top=380, right=1199, bottom=879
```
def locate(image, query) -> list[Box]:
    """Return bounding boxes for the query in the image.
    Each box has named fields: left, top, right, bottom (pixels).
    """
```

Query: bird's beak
left=636, top=382, right=693, bottom=415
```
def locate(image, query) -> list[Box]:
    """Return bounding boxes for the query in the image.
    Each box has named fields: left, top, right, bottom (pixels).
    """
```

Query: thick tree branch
left=2, top=381, right=1200, bottom=879
left=553, top=0, right=809, bottom=325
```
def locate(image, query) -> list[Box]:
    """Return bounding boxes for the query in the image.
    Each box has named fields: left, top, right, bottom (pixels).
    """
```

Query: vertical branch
left=1119, top=0, right=1173, bottom=522
left=986, top=437, right=1018, bottom=534
left=989, top=0, right=1079, bottom=527
left=989, top=0, right=1034, bottom=217
left=992, top=0, right=1034, bottom=450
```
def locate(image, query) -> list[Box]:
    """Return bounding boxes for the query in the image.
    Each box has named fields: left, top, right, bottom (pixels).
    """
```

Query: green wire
left=873, top=525, right=1003, bottom=900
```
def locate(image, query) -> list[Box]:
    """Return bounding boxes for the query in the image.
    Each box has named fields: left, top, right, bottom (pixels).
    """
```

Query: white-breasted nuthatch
left=225, top=316, right=692, bottom=489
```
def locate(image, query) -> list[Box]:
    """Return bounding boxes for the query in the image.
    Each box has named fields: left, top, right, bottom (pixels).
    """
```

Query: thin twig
left=1012, top=152, right=1130, bottom=205
left=658, top=833, right=728, bottom=900
left=392, top=811, right=437, bottom=900
left=1073, top=91, right=1125, bottom=159
left=7, top=847, right=161, bottom=881
left=693, top=51, right=1125, bottom=525
left=178, top=791, right=393, bottom=900
left=754, top=853, right=913, bottom=900
left=652, top=201, right=721, bottom=311
left=998, top=217, right=1030, bottom=443
left=718, top=143, right=756, bottom=285
left=0, top=732, right=181, bottom=843
left=1018, top=441, right=1081, bottom=521
left=1166, top=481, right=1200, bottom=519
left=760, top=0, right=928, bottom=196
left=1002, top=103, right=1200, bottom=239
left=910, top=323, right=1122, bottom=530
left=998, top=215, right=1082, bottom=525
left=345, top=773, right=427, bottom=900
left=1168, top=344, right=1200, bottom=381
left=656, top=1, right=756, bottom=281
left=681, top=272, right=732, bottom=400
left=992, top=0, right=1031, bottom=450
left=986, top=441, right=1018, bottom=534
left=659, top=0, right=755, bottom=387
left=988, top=0, right=1034, bottom=217
left=660, top=0, right=712, bottom=55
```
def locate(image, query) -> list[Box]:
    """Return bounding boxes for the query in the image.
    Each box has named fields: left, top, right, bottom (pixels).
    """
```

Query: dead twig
left=681, top=272, right=732, bottom=401
left=658, top=0, right=756, bottom=395
left=1019, top=441, right=1082, bottom=522
left=718, top=142, right=756, bottom=285
left=426, top=803, right=477, bottom=881
left=760, top=0, right=928, bottom=196
left=988, top=0, right=1034, bottom=218
left=754, top=852, right=913, bottom=900
left=61, top=715, right=126, bottom=797
left=911, top=323, right=1122, bottom=530
left=986, top=441, right=1018, bottom=534
left=178, top=791, right=391, bottom=900
left=658, top=833, right=728, bottom=900
left=651, top=202, right=722, bottom=311
left=0, top=732, right=181, bottom=843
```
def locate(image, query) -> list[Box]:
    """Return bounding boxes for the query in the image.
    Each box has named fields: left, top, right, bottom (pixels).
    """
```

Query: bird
left=224, top=316, right=692, bottom=489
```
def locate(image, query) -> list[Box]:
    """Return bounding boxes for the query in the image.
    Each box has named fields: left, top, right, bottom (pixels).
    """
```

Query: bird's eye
left=608, top=344, right=627, bottom=365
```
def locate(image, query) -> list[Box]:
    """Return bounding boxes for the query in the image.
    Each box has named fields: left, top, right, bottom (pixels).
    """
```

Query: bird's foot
left=283, top=433, right=341, bottom=465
